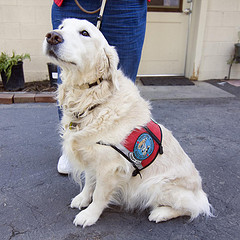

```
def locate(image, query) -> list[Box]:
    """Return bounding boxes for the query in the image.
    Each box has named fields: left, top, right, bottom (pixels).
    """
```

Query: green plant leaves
left=0, top=51, right=31, bottom=81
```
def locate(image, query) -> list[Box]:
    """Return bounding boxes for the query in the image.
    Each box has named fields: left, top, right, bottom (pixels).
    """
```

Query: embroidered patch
left=133, top=133, right=154, bottom=160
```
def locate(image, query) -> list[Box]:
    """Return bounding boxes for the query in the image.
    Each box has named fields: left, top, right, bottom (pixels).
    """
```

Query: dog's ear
left=103, top=46, right=119, bottom=90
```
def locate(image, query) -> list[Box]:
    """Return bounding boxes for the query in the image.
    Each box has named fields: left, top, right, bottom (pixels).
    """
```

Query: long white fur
left=43, top=19, right=212, bottom=228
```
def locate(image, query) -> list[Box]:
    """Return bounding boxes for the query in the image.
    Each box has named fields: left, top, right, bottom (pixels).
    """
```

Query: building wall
left=0, top=0, right=52, bottom=82
left=0, top=0, right=240, bottom=82
left=199, top=0, right=240, bottom=80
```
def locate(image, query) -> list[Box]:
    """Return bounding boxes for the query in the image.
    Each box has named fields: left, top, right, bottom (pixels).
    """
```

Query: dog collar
left=79, top=77, right=103, bottom=90
left=67, top=103, right=100, bottom=130
left=73, top=104, right=100, bottom=119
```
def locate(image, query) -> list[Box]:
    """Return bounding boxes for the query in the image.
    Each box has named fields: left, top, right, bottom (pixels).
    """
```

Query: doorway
left=138, top=0, right=192, bottom=76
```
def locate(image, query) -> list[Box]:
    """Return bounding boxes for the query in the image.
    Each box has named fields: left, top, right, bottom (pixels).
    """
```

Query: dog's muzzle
left=44, top=30, right=76, bottom=65
left=45, top=31, right=64, bottom=45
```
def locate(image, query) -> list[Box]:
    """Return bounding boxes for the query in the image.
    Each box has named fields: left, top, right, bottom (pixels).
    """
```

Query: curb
left=0, top=92, right=56, bottom=104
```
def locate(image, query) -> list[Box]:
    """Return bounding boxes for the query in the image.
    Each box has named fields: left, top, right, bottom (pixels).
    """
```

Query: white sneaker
left=57, top=154, right=72, bottom=174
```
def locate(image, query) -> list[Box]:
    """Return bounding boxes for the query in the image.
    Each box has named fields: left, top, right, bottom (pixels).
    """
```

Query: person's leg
left=52, top=0, right=99, bottom=30
left=102, top=0, right=147, bottom=82
left=52, top=0, right=147, bottom=82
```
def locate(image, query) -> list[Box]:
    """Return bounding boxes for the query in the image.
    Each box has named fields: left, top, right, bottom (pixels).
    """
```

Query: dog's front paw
left=71, top=193, right=91, bottom=209
left=73, top=208, right=100, bottom=228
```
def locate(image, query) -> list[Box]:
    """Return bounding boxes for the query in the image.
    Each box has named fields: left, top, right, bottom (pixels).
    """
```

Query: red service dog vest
left=97, top=120, right=163, bottom=177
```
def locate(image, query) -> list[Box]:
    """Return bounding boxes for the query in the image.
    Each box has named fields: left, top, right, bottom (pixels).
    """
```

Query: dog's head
left=43, top=19, right=119, bottom=88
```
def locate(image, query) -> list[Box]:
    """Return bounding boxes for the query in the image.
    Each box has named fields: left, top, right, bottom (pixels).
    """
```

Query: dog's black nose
left=46, top=31, right=64, bottom=45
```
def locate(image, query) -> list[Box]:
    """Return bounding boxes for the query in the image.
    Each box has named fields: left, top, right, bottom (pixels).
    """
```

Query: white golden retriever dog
left=43, top=19, right=212, bottom=227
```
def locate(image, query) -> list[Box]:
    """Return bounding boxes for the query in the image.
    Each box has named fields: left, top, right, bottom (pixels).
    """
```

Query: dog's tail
left=189, top=189, right=214, bottom=221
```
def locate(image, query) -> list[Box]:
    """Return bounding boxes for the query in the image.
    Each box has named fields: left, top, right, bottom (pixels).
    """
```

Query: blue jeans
left=51, top=0, right=147, bottom=119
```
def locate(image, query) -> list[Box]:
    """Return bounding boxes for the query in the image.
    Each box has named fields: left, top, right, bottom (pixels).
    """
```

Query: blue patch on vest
left=133, top=133, right=154, bottom=160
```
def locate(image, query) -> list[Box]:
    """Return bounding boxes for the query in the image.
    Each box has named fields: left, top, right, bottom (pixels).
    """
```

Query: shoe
left=57, top=154, right=72, bottom=174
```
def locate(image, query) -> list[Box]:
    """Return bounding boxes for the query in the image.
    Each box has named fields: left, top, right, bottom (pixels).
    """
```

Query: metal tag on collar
left=69, top=122, right=78, bottom=130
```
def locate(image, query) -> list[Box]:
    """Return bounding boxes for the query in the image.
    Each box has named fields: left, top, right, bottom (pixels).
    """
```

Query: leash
left=74, top=0, right=107, bottom=29
left=96, top=0, right=107, bottom=29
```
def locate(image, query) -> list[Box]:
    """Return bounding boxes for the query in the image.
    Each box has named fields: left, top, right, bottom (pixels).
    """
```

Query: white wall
left=199, top=0, right=240, bottom=80
left=0, top=0, right=52, bottom=82
left=0, top=0, right=240, bottom=82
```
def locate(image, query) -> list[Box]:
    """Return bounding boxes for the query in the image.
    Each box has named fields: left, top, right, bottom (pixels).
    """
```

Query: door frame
left=138, top=0, right=207, bottom=80
left=185, top=0, right=208, bottom=80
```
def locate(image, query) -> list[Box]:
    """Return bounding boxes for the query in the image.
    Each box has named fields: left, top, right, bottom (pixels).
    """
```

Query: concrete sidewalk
left=0, top=83, right=239, bottom=240
left=0, top=81, right=235, bottom=104
left=138, top=81, right=235, bottom=100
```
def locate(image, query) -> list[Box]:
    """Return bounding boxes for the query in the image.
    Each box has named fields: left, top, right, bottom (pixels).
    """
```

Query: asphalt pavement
left=0, top=81, right=239, bottom=240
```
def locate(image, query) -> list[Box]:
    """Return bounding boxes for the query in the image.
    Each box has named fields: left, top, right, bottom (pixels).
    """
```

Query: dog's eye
left=80, top=30, right=90, bottom=37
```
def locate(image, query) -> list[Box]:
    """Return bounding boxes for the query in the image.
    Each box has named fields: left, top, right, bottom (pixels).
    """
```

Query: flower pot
left=1, top=61, right=25, bottom=91
left=47, top=63, right=58, bottom=87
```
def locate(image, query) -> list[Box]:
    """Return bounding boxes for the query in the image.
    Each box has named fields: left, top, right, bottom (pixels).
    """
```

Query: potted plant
left=0, top=51, right=30, bottom=91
